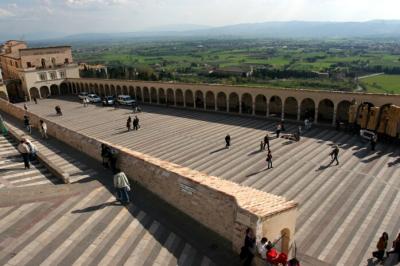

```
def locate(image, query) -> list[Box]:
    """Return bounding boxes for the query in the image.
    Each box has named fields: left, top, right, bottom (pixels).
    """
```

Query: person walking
left=263, top=134, right=270, bottom=150
left=225, top=134, right=231, bottom=148
left=126, top=116, right=132, bottom=131
left=113, top=169, right=131, bottom=205
left=33, top=97, right=37, bottom=104
left=330, top=145, right=339, bottom=165
left=266, top=150, right=273, bottom=169
left=276, top=123, right=282, bottom=138
left=83, top=97, right=88, bottom=107
left=133, top=116, right=139, bottom=130
left=370, top=134, right=377, bottom=151
left=39, top=120, right=48, bottom=139
left=372, top=232, right=388, bottom=263
left=17, top=140, right=30, bottom=169
left=387, top=233, right=400, bottom=261
left=24, top=138, right=37, bottom=160
left=55, top=105, right=62, bottom=115
left=23, top=115, right=31, bottom=134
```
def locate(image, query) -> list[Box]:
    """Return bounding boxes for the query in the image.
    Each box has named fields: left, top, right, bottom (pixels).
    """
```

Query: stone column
left=281, top=102, right=285, bottom=120
left=314, top=107, right=319, bottom=124
left=156, top=90, right=160, bottom=104
left=239, top=101, right=242, bottom=114
left=173, top=92, right=177, bottom=107
left=183, top=91, right=186, bottom=108
left=214, top=95, right=218, bottom=111
left=266, top=101, right=270, bottom=117
left=297, top=104, right=301, bottom=121
left=332, top=103, right=337, bottom=126
left=252, top=102, right=256, bottom=116
left=227, top=99, right=230, bottom=113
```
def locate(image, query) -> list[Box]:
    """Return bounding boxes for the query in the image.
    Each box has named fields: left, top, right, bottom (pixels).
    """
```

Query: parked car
left=78, top=92, right=88, bottom=100
left=102, top=96, right=115, bottom=106
left=116, top=95, right=136, bottom=106
left=87, top=94, right=101, bottom=103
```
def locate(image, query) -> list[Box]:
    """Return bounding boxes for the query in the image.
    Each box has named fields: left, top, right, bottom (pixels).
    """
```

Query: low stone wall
left=0, top=98, right=298, bottom=256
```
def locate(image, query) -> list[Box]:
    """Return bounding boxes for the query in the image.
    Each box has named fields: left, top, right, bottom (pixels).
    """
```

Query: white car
left=117, top=95, right=136, bottom=106
left=78, top=92, right=88, bottom=100
left=87, top=94, right=101, bottom=103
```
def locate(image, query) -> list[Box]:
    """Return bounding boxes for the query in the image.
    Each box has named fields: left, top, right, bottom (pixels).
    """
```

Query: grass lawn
left=360, top=74, right=400, bottom=94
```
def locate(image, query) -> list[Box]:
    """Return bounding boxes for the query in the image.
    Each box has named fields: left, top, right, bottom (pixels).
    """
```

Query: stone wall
left=0, top=98, right=298, bottom=256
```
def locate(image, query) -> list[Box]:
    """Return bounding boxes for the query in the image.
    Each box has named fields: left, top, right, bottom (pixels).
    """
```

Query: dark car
left=102, top=96, right=115, bottom=106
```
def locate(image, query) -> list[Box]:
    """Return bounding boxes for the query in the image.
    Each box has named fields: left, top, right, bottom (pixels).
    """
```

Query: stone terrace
left=10, top=97, right=400, bottom=265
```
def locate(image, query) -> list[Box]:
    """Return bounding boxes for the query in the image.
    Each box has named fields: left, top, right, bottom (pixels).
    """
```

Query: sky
left=1, top=0, right=400, bottom=39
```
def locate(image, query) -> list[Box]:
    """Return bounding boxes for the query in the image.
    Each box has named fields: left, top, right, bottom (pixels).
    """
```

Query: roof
left=20, top=46, right=71, bottom=52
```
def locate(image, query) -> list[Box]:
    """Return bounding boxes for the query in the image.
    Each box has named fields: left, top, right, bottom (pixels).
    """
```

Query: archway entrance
left=159, top=88, right=166, bottom=104
left=337, top=100, right=351, bottom=122
left=241, top=93, right=252, bottom=114
left=229, top=93, right=239, bottom=113
left=284, top=97, right=298, bottom=120
left=30, top=87, right=40, bottom=99
left=185, top=90, right=194, bottom=107
left=60, top=83, right=68, bottom=95
left=195, top=91, right=204, bottom=109
left=205, top=91, right=215, bottom=110
left=167, top=89, right=174, bottom=105
left=50, top=84, right=59, bottom=96
left=40, top=86, right=50, bottom=98
left=300, top=98, right=315, bottom=120
left=318, top=99, right=334, bottom=124
left=176, top=89, right=184, bottom=106
left=255, top=95, right=267, bottom=116
left=269, top=96, right=282, bottom=118
left=136, top=87, right=142, bottom=102
left=143, top=87, right=150, bottom=103
left=217, top=92, right=227, bottom=112
left=150, top=87, right=157, bottom=103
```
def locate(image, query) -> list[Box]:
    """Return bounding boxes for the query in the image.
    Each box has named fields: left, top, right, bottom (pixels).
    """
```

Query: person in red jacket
left=266, top=244, right=288, bottom=265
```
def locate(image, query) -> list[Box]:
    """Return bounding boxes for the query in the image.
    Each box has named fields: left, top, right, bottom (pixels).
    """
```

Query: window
left=64, top=58, right=69, bottom=64
left=59, top=71, right=66, bottom=78
left=38, top=72, right=47, bottom=81
left=27, top=62, right=32, bottom=68
left=49, top=71, right=57, bottom=80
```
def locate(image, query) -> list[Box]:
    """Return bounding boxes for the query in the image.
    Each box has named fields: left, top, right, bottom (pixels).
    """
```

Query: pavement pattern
left=0, top=115, right=237, bottom=266
left=4, top=97, right=400, bottom=266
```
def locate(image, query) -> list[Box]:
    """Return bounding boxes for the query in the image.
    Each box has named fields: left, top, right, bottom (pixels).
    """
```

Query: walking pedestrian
left=370, top=134, right=377, bottom=151
left=39, top=120, right=48, bottom=139
left=372, top=232, right=388, bottom=263
left=113, top=169, right=131, bottom=205
left=55, top=105, right=62, bottom=115
left=17, top=140, right=30, bottom=169
left=133, top=116, right=139, bottom=130
left=33, top=97, right=37, bottom=104
left=387, top=233, right=400, bottom=261
left=266, top=150, right=273, bottom=169
left=23, top=103, right=28, bottom=111
left=329, top=145, right=339, bottom=165
left=23, top=115, right=31, bottom=134
left=101, top=144, right=110, bottom=168
left=126, top=116, right=132, bottom=131
left=276, top=122, right=282, bottom=138
left=263, top=134, right=270, bottom=150
left=83, top=97, right=87, bottom=107
left=24, top=138, right=37, bottom=160
left=225, top=134, right=231, bottom=148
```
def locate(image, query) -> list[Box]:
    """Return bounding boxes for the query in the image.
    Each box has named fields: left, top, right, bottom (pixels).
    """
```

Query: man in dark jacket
left=263, top=134, right=269, bottom=150
left=225, top=134, right=231, bottom=148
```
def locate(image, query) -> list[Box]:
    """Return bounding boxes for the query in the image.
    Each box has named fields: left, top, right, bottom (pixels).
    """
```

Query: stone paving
left=10, top=96, right=400, bottom=266
left=0, top=115, right=238, bottom=266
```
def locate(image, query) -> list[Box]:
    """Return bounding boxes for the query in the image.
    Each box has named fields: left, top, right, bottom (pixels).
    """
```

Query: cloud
left=0, top=8, right=14, bottom=17
left=65, top=0, right=128, bottom=6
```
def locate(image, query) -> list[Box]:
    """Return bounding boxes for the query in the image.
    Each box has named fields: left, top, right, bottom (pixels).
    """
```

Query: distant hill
left=29, top=20, right=400, bottom=43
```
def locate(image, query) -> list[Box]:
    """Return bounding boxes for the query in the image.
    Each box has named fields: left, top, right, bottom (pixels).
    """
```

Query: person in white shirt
left=257, top=237, right=270, bottom=260
left=39, top=120, right=48, bottom=139
left=113, top=169, right=131, bottom=205
left=17, top=140, right=30, bottom=169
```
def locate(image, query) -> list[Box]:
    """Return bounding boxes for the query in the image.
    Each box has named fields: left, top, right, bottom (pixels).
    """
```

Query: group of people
left=17, top=137, right=37, bottom=169
left=240, top=228, right=298, bottom=266
left=126, top=116, right=140, bottom=131
left=372, top=232, right=400, bottom=264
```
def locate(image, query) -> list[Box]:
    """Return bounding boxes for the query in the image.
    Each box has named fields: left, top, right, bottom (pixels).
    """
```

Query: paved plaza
left=2, top=96, right=400, bottom=265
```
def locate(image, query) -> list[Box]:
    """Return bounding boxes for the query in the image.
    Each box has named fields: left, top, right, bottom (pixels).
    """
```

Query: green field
left=360, top=74, right=400, bottom=94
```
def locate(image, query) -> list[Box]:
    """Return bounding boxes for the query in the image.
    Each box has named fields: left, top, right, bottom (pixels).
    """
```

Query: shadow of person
left=209, top=147, right=227, bottom=154
left=388, top=157, right=400, bottom=167
left=316, top=163, right=331, bottom=171
left=71, top=200, right=120, bottom=213
left=246, top=168, right=269, bottom=177
left=247, top=150, right=263, bottom=156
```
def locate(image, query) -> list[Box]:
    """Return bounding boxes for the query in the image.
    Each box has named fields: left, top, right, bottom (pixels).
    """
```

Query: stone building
left=0, top=40, right=79, bottom=101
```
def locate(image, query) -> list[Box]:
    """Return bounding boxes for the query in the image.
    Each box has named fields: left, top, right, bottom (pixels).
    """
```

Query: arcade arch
left=318, top=99, right=334, bottom=124
left=60, top=83, right=68, bottom=95
left=195, top=90, right=204, bottom=109
left=337, top=100, right=351, bottom=122
left=205, top=91, right=215, bottom=110
left=217, top=92, right=227, bottom=112
left=300, top=98, right=315, bottom=120
left=284, top=97, right=298, bottom=120
left=255, top=94, right=267, bottom=116
left=143, top=87, right=150, bottom=103
left=167, top=89, right=174, bottom=105
left=50, top=85, right=59, bottom=96
left=269, top=96, right=282, bottom=118
left=159, top=88, right=166, bottom=104
left=30, top=87, right=40, bottom=99
left=185, top=90, right=194, bottom=107
left=176, top=89, right=184, bottom=106
left=241, top=93, right=252, bottom=114
left=229, top=93, right=239, bottom=113
left=136, top=87, right=142, bottom=102
left=40, top=86, right=50, bottom=98
left=150, top=87, right=157, bottom=103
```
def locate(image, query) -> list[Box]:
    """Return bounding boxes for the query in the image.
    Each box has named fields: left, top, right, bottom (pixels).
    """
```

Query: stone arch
left=159, top=88, right=166, bottom=104
left=40, top=86, right=50, bottom=98
left=185, top=90, right=194, bottom=107
left=229, top=93, right=239, bottom=113
left=255, top=94, right=267, bottom=116
left=89, top=83, right=94, bottom=93
left=71, top=83, right=76, bottom=94
left=85, top=83, right=89, bottom=92
left=129, top=86, right=135, bottom=98
left=30, top=87, right=40, bottom=99
left=93, top=84, right=99, bottom=94
left=143, top=87, right=150, bottom=103
left=79, top=83, right=84, bottom=92
left=205, top=91, right=215, bottom=110
left=167, top=88, right=174, bottom=105
left=150, top=87, right=157, bottom=103
left=99, top=84, right=104, bottom=96
left=195, top=90, right=204, bottom=109
left=110, top=85, right=115, bottom=95
left=284, top=97, right=298, bottom=120
left=300, top=98, right=315, bottom=120
left=60, top=83, right=68, bottom=95
left=241, top=93, right=252, bottom=114
left=123, top=85, right=128, bottom=95
left=337, top=100, right=351, bottom=122
left=0, top=91, right=8, bottom=100
left=217, top=92, right=227, bottom=112
left=105, top=85, right=110, bottom=95
left=136, top=87, right=142, bottom=102
left=116, top=85, right=122, bottom=95
left=269, top=96, right=282, bottom=117
left=50, top=84, right=59, bottom=96
left=176, top=89, right=184, bottom=106
left=318, top=99, right=335, bottom=124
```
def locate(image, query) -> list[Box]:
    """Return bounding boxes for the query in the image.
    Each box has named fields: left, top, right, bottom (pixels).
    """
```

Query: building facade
left=0, top=40, right=79, bottom=101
